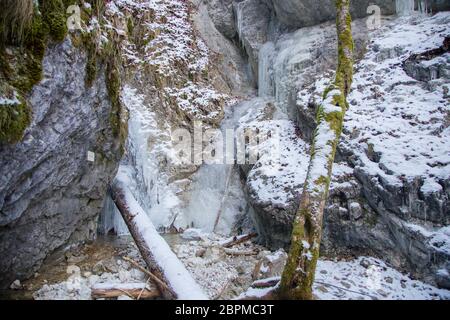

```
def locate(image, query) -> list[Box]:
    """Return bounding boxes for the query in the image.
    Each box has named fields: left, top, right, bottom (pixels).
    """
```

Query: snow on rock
left=241, top=98, right=310, bottom=207
left=343, top=13, right=450, bottom=187
left=0, top=90, right=21, bottom=106
left=314, top=257, right=450, bottom=300
left=406, top=223, right=450, bottom=255
left=181, top=228, right=207, bottom=241
left=164, top=82, right=226, bottom=123
left=33, top=268, right=148, bottom=300
left=239, top=256, right=450, bottom=300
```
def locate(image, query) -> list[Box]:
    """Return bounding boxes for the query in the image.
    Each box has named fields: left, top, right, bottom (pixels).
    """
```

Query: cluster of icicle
left=396, top=0, right=429, bottom=16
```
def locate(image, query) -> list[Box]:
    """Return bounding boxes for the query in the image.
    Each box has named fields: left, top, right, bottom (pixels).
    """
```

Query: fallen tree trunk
left=221, top=233, right=257, bottom=248
left=111, top=178, right=208, bottom=300
left=224, top=248, right=259, bottom=256
left=91, top=283, right=160, bottom=299
left=252, top=277, right=281, bottom=289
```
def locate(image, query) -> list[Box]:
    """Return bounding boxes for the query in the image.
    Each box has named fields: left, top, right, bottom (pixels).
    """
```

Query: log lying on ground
left=221, top=233, right=257, bottom=248
left=111, top=178, right=208, bottom=300
left=251, top=277, right=281, bottom=289
left=91, top=283, right=160, bottom=299
left=223, top=248, right=259, bottom=256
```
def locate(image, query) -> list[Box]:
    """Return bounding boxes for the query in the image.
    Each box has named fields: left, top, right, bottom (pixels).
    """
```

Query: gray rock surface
left=192, top=0, right=254, bottom=95
left=204, top=0, right=237, bottom=39
left=269, top=0, right=396, bottom=29
left=233, top=0, right=272, bottom=84
left=0, top=39, right=122, bottom=288
left=428, top=0, right=450, bottom=13
left=242, top=14, right=450, bottom=288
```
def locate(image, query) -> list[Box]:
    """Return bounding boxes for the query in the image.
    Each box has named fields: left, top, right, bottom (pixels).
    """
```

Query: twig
left=117, top=288, right=135, bottom=300
left=222, top=233, right=257, bottom=248
left=213, top=280, right=231, bottom=300
left=137, top=277, right=151, bottom=301
left=213, top=166, right=234, bottom=232
left=251, top=277, right=281, bottom=289
left=122, top=256, right=176, bottom=298
left=224, top=248, right=259, bottom=256
left=252, top=260, right=263, bottom=280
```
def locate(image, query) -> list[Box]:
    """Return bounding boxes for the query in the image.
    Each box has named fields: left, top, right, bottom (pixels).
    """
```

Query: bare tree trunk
left=111, top=183, right=177, bottom=300
left=279, top=0, right=354, bottom=300
left=91, top=283, right=160, bottom=299
left=221, top=233, right=258, bottom=248
left=110, top=179, right=208, bottom=300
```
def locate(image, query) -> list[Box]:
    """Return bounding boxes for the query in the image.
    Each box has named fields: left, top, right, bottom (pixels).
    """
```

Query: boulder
left=0, top=38, right=122, bottom=288
left=204, top=0, right=237, bottom=39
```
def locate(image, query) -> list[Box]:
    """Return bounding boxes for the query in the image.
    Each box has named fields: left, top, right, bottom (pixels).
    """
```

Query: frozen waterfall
left=396, top=0, right=429, bottom=15
left=181, top=101, right=256, bottom=235
left=396, top=0, right=415, bottom=15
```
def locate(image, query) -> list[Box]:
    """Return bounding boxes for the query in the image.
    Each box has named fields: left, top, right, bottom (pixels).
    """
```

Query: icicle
left=98, top=194, right=129, bottom=236
left=396, top=0, right=415, bottom=16
left=396, top=0, right=430, bottom=16
left=417, top=0, right=429, bottom=14
left=258, top=42, right=275, bottom=97
left=234, top=2, right=246, bottom=49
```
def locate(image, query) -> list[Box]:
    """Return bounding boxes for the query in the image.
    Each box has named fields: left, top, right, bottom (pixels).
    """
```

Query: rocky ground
left=3, top=230, right=449, bottom=300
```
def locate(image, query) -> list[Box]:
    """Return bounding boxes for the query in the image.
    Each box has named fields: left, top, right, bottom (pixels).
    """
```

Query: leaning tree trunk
left=278, top=0, right=354, bottom=300
left=110, top=179, right=208, bottom=300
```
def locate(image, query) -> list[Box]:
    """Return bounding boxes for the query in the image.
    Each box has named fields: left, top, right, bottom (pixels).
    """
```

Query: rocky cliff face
left=203, top=0, right=450, bottom=289
left=0, top=38, right=123, bottom=288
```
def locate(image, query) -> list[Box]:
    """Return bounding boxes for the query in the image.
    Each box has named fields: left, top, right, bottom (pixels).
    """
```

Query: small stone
left=181, top=228, right=205, bottom=241
left=10, top=279, right=21, bottom=290
left=316, top=285, right=329, bottom=293
left=236, top=265, right=246, bottom=275
left=67, top=265, right=81, bottom=275
left=376, top=289, right=388, bottom=297
left=385, top=276, right=393, bottom=284
left=360, top=258, right=371, bottom=269
left=196, top=248, right=206, bottom=257
left=349, top=202, right=363, bottom=220
left=92, top=262, right=104, bottom=275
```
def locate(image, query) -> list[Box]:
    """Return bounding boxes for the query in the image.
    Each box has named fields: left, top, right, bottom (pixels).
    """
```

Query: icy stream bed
left=4, top=232, right=449, bottom=300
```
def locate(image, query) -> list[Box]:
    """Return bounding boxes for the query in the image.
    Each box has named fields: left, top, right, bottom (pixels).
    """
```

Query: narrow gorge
left=0, top=0, right=449, bottom=300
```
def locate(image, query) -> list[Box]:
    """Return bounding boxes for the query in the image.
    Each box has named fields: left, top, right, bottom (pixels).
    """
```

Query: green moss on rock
left=39, top=0, right=68, bottom=42
left=0, top=88, right=31, bottom=144
left=106, top=58, right=127, bottom=155
left=0, top=0, right=68, bottom=144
